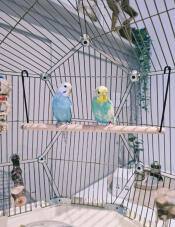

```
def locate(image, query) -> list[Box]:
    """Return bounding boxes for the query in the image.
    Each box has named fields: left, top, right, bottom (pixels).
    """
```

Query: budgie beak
left=102, top=92, right=108, bottom=102
left=69, top=88, right=72, bottom=94
left=102, top=92, right=107, bottom=97
left=97, top=92, right=108, bottom=103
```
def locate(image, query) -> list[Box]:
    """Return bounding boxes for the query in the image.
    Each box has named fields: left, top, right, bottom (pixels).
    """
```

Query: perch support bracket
left=21, top=70, right=29, bottom=123
left=159, top=66, right=171, bottom=132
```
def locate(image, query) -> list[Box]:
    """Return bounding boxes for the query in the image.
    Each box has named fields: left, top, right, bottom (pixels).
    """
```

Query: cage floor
left=74, top=168, right=175, bottom=226
left=7, top=204, right=141, bottom=227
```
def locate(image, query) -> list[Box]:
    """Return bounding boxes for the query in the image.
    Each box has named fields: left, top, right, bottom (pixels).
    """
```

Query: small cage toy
left=0, top=76, right=11, bottom=134
left=0, top=76, right=11, bottom=96
left=0, top=121, right=8, bottom=135
left=0, top=101, right=11, bottom=117
left=0, top=101, right=11, bottom=134
left=10, top=154, right=27, bottom=207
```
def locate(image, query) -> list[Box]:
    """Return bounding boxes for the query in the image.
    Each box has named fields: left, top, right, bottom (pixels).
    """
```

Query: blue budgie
left=52, top=82, right=72, bottom=125
left=92, top=86, right=114, bottom=124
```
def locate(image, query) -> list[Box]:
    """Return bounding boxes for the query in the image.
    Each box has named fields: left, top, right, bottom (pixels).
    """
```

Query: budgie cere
left=52, top=82, right=72, bottom=124
left=92, top=86, right=114, bottom=124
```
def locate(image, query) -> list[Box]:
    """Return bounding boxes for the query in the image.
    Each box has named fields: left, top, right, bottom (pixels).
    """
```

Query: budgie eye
left=64, top=85, right=67, bottom=88
left=98, top=91, right=100, bottom=94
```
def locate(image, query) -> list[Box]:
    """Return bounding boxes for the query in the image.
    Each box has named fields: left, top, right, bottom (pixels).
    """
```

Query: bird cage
left=0, top=1, right=175, bottom=227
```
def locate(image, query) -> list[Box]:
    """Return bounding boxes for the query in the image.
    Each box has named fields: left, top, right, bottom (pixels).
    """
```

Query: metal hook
left=21, top=70, right=29, bottom=123
left=164, top=66, right=171, bottom=74
left=159, top=66, right=171, bottom=132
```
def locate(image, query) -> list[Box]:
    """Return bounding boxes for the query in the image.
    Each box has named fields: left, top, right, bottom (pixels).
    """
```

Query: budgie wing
left=52, top=97, right=58, bottom=119
left=91, top=97, right=100, bottom=118
left=107, top=100, right=114, bottom=122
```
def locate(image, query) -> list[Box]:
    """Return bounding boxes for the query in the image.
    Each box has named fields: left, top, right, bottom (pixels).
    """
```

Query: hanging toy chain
left=159, top=66, right=171, bottom=133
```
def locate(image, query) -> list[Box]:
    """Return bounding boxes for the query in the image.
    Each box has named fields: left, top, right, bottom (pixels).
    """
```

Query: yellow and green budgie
left=91, top=86, right=114, bottom=124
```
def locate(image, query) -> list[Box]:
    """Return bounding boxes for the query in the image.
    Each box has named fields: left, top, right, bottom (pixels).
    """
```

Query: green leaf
left=128, top=138, right=134, bottom=142
left=138, top=148, right=144, bottom=151
left=129, top=145, right=135, bottom=148
left=128, top=135, right=137, bottom=142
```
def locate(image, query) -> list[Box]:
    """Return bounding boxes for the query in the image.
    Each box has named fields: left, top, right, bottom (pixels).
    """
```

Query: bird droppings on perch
left=21, top=123, right=165, bottom=134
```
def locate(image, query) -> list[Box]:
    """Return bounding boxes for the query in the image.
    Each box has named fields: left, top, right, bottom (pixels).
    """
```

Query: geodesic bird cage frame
left=0, top=0, right=175, bottom=226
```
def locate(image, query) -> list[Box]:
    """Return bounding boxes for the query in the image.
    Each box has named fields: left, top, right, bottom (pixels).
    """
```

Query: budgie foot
left=56, top=121, right=65, bottom=128
left=56, top=121, right=71, bottom=128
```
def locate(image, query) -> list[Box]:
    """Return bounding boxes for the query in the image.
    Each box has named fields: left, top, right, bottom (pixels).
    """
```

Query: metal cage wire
left=0, top=0, right=175, bottom=226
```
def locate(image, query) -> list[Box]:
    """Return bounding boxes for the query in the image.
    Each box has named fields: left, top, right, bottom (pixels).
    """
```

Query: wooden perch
left=21, top=123, right=165, bottom=134
left=11, top=154, right=27, bottom=207
left=155, top=188, right=175, bottom=227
